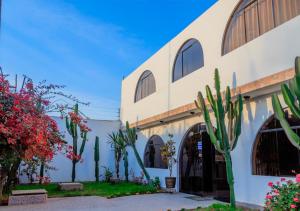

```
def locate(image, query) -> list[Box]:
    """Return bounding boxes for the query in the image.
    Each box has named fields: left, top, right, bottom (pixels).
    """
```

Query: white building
left=120, top=0, right=300, bottom=206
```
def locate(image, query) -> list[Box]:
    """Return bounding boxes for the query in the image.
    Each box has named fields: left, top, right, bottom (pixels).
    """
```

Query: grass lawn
left=15, top=182, right=158, bottom=198
left=180, top=203, right=249, bottom=211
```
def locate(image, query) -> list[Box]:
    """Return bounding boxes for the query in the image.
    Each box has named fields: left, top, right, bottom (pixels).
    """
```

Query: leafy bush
left=265, top=174, right=300, bottom=210
left=149, top=177, right=160, bottom=189
left=102, top=166, right=113, bottom=182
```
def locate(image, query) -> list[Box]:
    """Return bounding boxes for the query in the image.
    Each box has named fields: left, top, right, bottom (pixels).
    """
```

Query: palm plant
left=272, top=57, right=300, bottom=149
left=194, top=68, right=243, bottom=208
left=121, top=122, right=150, bottom=181
left=108, top=132, right=123, bottom=179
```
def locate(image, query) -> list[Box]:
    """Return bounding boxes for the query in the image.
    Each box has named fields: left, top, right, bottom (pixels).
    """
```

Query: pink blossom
left=268, top=182, right=274, bottom=187
left=266, top=194, right=273, bottom=199
left=280, top=178, right=286, bottom=182
left=291, top=204, right=297, bottom=209
left=296, top=174, right=300, bottom=183
left=294, top=198, right=299, bottom=202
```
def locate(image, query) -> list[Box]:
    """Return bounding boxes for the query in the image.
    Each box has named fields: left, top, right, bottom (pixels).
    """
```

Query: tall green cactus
left=272, top=57, right=300, bottom=149
left=94, top=136, right=100, bottom=182
left=195, top=68, right=243, bottom=208
left=122, top=121, right=150, bottom=181
left=65, top=104, right=89, bottom=182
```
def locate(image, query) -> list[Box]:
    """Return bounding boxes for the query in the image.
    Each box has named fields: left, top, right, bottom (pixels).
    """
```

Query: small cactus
left=94, top=136, right=100, bottom=182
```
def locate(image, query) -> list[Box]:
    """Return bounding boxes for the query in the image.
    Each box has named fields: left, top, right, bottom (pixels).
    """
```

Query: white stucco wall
left=125, top=93, right=294, bottom=206
left=119, top=0, right=300, bottom=206
left=120, top=0, right=300, bottom=124
left=43, top=118, right=120, bottom=183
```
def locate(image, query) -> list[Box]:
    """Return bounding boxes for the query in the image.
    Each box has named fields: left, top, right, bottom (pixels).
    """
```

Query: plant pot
left=165, top=177, right=176, bottom=188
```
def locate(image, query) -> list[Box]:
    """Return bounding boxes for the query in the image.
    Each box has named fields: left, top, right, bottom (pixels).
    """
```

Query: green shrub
left=265, top=175, right=300, bottom=210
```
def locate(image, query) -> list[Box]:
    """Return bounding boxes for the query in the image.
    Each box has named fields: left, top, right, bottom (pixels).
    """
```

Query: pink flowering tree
left=0, top=73, right=66, bottom=196
left=265, top=174, right=300, bottom=210
left=65, top=104, right=91, bottom=182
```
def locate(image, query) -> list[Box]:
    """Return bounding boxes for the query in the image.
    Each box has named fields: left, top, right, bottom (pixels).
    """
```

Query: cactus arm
left=206, top=85, right=217, bottom=114
left=214, top=68, right=221, bottom=93
left=65, top=117, right=71, bottom=135
left=197, top=91, right=223, bottom=153
left=281, top=84, right=300, bottom=118
left=272, top=94, right=300, bottom=149
left=225, top=86, right=231, bottom=112
left=295, top=56, right=300, bottom=75
left=227, top=102, right=234, bottom=144
left=79, top=132, right=87, bottom=157
left=205, top=86, right=223, bottom=147
left=231, top=94, right=243, bottom=150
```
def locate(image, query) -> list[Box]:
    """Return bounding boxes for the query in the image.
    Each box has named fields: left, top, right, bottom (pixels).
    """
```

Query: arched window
left=253, top=114, right=300, bottom=176
left=173, top=39, right=204, bottom=82
left=135, top=70, right=156, bottom=102
left=223, top=0, right=300, bottom=55
left=144, top=135, right=167, bottom=169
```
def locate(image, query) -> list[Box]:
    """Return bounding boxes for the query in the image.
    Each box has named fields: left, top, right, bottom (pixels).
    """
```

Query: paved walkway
left=2, top=193, right=219, bottom=211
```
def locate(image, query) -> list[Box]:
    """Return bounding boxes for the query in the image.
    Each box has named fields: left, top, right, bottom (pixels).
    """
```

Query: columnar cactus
left=65, top=104, right=89, bottom=182
left=272, top=57, right=300, bottom=149
left=194, top=68, right=243, bottom=208
left=94, top=136, right=100, bottom=182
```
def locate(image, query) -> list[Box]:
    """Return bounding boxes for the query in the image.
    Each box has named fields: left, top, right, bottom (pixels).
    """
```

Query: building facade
left=120, top=0, right=300, bottom=206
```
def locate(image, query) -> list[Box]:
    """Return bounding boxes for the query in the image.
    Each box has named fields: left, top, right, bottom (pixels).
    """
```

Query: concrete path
left=1, top=193, right=219, bottom=211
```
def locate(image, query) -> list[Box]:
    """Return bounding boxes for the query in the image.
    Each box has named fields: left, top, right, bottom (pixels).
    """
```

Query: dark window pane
left=173, top=39, right=204, bottom=82
left=182, top=42, right=204, bottom=76
left=144, top=135, right=167, bottom=169
left=135, top=70, right=156, bottom=102
left=253, top=114, right=300, bottom=176
left=173, top=53, right=183, bottom=81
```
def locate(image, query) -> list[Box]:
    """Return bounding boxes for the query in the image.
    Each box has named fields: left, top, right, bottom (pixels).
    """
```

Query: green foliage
left=15, top=182, right=158, bottom=198
left=272, top=57, right=300, bottom=149
left=108, top=131, right=128, bottom=181
left=194, top=68, right=243, bottom=208
left=120, top=122, right=150, bottom=181
left=265, top=177, right=300, bottom=210
left=178, top=203, right=244, bottom=211
left=94, top=136, right=100, bottom=182
left=149, top=177, right=160, bottom=189
left=160, top=134, right=177, bottom=177
left=102, top=166, right=113, bottom=183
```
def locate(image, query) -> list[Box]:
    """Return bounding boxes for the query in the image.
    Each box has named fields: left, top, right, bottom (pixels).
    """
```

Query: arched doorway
left=179, top=123, right=229, bottom=201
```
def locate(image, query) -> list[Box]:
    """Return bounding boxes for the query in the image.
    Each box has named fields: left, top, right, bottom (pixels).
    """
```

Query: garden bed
left=14, top=182, right=158, bottom=198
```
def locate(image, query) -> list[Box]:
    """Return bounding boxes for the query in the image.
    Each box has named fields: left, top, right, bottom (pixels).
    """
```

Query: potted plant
left=160, top=134, right=177, bottom=188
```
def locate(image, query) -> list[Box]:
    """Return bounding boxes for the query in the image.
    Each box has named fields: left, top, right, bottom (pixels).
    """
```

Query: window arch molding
left=222, top=0, right=300, bottom=55
left=134, top=70, right=156, bottom=102
left=172, top=38, right=204, bottom=82
left=143, top=135, right=167, bottom=169
left=252, top=113, right=300, bottom=176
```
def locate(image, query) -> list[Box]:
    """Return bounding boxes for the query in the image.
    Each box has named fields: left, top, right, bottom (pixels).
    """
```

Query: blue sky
left=0, top=0, right=217, bottom=119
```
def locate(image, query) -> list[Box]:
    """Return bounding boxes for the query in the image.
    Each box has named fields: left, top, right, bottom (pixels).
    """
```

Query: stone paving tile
left=1, top=193, right=219, bottom=211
